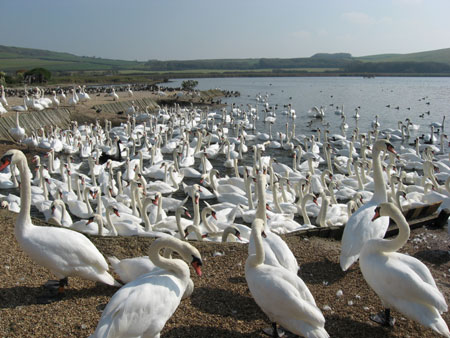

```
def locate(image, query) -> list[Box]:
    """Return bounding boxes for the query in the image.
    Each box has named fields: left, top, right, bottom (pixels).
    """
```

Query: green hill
left=1, top=44, right=449, bottom=75
left=0, top=45, right=143, bottom=72
left=356, top=48, right=450, bottom=65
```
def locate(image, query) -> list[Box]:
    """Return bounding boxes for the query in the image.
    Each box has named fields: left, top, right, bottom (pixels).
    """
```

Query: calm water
left=166, top=76, right=448, bottom=140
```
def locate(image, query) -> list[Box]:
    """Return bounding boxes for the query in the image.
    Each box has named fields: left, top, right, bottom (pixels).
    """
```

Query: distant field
left=117, top=67, right=339, bottom=75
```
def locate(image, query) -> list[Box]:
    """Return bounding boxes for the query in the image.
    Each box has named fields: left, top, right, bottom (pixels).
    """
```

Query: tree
left=23, top=68, right=51, bottom=83
left=181, top=80, right=198, bottom=91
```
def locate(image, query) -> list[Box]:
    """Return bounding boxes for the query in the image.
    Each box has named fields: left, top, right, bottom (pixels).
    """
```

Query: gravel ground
left=0, top=93, right=449, bottom=337
left=0, top=205, right=449, bottom=338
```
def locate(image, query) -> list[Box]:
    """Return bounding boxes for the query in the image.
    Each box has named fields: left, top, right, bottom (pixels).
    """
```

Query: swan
left=0, top=149, right=120, bottom=301
left=110, top=87, right=119, bottom=101
left=152, top=205, right=192, bottom=236
left=431, top=115, right=445, bottom=132
left=340, top=139, right=397, bottom=271
left=246, top=218, right=329, bottom=338
left=360, top=203, right=450, bottom=337
left=185, top=224, right=243, bottom=243
left=0, top=84, right=7, bottom=106
left=1, top=199, right=20, bottom=213
left=89, top=237, right=202, bottom=338
left=67, top=186, right=94, bottom=219
left=11, top=97, right=28, bottom=113
left=47, top=199, right=73, bottom=227
left=108, top=249, right=189, bottom=286
left=248, top=171, right=300, bottom=274
left=105, top=205, right=142, bottom=236
left=51, top=90, right=60, bottom=107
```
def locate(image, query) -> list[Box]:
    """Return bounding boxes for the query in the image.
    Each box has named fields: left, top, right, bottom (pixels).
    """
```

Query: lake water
left=166, top=76, right=448, bottom=141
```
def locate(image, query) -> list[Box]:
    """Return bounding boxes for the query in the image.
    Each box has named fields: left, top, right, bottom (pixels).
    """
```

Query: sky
left=1, top=0, right=449, bottom=61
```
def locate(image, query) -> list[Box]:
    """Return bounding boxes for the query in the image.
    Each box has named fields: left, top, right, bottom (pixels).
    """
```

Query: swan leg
left=44, top=277, right=68, bottom=293
left=262, top=323, right=285, bottom=337
left=37, top=278, right=68, bottom=304
left=370, top=308, right=395, bottom=327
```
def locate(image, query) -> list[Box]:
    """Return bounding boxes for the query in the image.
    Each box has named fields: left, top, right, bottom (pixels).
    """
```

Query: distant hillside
left=1, top=45, right=450, bottom=76
left=356, top=48, right=450, bottom=65
left=0, top=45, right=143, bottom=72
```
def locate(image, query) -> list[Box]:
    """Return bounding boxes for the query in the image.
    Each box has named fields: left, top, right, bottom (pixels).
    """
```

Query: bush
left=181, top=80, right=198, bottom=91
left=24, top=67, right=52, bottom=83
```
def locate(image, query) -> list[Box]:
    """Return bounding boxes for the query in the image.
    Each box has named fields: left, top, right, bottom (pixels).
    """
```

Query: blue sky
left=1, top=0, right=449, bottom=61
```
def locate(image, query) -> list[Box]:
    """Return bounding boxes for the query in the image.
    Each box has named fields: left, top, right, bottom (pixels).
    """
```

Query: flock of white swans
left=0, top=88, right=449, bottom=337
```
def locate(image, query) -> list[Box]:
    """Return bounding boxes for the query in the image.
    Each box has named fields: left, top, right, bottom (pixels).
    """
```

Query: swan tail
left=97, top=270, right=122, bottom=287
left=305, top=327, right=330, bottom=338
left=430, top=316, right=450, bottom=338
left=284, top=318, right=329, bottom=338
left=339, top=253, right=358, bottom=271
left=394, top=298, right=449, bottom=337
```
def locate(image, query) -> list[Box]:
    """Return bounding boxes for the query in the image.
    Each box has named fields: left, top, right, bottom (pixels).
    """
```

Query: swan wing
left=392, top=252, right=439, bottom=288
left=108, top=256, right=160, bottom=284
left=92, top=273, right=184, bottom=337
left=246, top=264, right=326, bottom=336
left=248, top=231, right=299, bottom=274
left=21, top=226, right=114, bottom=283
left=361, top=252, right=447, bottom=313
left=340, top=203, right=389, bottom=270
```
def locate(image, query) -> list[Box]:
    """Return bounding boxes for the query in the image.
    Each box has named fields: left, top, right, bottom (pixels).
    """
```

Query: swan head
left=372, top=202, right=400, bottom=221
left=177, top=206, right=191, bottom=219
left=175, top=240, right=203, bottom=276
left=251, top=218, right=267, bottom=238
left=373, top=139, right=396, bottom=155
left=230, top=226, right=242, bottom=241
left=0, top=149, right=23, bottom=171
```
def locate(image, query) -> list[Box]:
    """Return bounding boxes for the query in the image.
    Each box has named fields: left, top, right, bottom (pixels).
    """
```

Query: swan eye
left=0, top=154, right=12, bottom=171
left=191, top=255, right=203, bottom=267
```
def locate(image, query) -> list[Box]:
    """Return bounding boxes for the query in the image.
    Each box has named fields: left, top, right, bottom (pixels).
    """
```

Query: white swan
left=246, top=218, right=329, bottom=338
left=47, top=199, right=73, bottom=227
left=89, top=237, right=202, bottom=338
left=340, top=139, right=397, bottom=271
left=360, top=203, right=450, bottom=337
left=9, top=111, right=27, bottom=142
left=0, top=149, right=120, bottom=300
left=248, top=171, right=300, bottom=274
left=11, top=97, right=28, bottom=113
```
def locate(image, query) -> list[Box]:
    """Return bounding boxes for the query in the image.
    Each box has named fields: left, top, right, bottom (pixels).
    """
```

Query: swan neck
left=148, top=239, right=189, bottom=279
left=175, top=209, right=185, bottom=240
left=83, top=188, right=93, bottom=215
left=105, top=208, right=118, bottom=236
left=201, top=208, right=218, bottom=232
left=247, top=225, right=265, bottom=267
left=375, top=207, right=409, bottom=252
left=301, top=194, right=312, bottom=224
left=318, top=194, right=329, bottom=227
left=16, top=155, right=32, bottom=226
left=245, top=174, right=255, bottom=210
left=193, top=197, right=200, bottom=226
left=255, top=174, right=267, bottom=224
left=372, top=148, right=387, bottom=204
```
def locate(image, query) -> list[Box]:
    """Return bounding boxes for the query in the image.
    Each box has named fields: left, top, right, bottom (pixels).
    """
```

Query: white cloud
left=341, top=12, right=375, bottom=25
